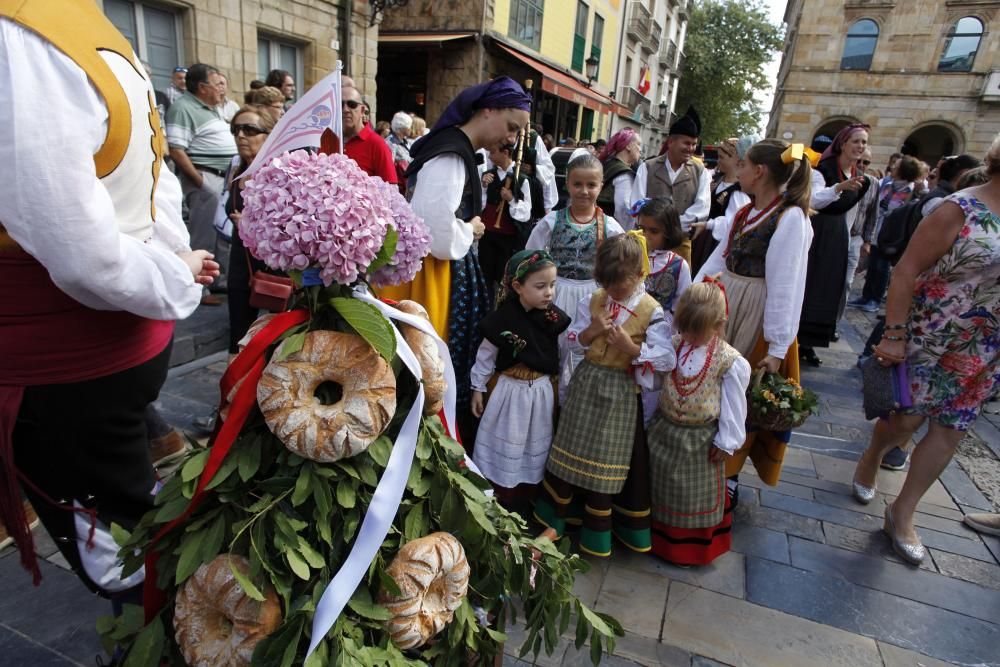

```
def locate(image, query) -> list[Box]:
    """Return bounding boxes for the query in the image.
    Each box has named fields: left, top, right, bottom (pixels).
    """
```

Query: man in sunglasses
left=342, top=85, right=397, bottom=185
left=165, top=63, right=238, bottom=305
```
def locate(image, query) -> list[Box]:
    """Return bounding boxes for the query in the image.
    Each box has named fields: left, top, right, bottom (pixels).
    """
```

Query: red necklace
left=671, top=336, right=717, bottom=400
left=723, top=195, right=783, bottom=257
left=569, top=206, right=598, bottom=225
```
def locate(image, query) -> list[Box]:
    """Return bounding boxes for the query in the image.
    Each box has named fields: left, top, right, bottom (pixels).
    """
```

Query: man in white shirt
left=630, top=106, right=711, bottom=265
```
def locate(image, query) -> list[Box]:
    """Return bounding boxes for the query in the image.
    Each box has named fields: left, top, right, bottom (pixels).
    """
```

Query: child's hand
left=500, top=186, right=514, bottom=202
left=580, top=312, right=613, bottom=345
left=482, top=173, right=495, bottom=187
left=708, top=447, right=730, bottom=463
left=178, top=250, right=220, bottom=286
left=471, top=391, right=485, bottom=418
left=607, top=325, right=640, bottom=357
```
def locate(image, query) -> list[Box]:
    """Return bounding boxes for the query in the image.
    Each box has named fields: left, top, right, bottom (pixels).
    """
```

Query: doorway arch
left=812, top=117, right=860, bottom=145
left=901, top=123, right=964, bottom=165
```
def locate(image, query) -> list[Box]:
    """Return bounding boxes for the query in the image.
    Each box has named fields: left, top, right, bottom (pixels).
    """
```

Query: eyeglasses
left=232, top=124, right=269, bottom=137
left=343, top=100, right=362, bottom=110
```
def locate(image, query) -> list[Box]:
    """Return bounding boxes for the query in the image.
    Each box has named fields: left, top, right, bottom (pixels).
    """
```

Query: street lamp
left=658, top=100, right=668, bottom=121
left=585, top=55, right=600, bottom=86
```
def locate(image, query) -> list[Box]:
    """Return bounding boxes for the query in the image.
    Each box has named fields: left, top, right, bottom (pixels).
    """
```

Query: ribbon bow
left=702, top=274, right=729, bottom=317
left=626, top=229, right=652, bottom=277
left=803, top=147, right=822, bottom=168
left=628, top=197, right=651, bottom=218
left=781, top=143, right=805, bottom=164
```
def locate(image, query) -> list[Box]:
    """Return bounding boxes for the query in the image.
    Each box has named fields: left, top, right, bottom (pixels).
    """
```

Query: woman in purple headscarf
left=596, top=128, right=642, bottom=228
left=798, top=123, right=871, bottom=365
left=380, top=76, right=531, bottom=444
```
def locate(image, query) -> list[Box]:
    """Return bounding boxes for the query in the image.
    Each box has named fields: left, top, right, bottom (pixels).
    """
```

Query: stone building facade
left=767, top=0, right=1000, bottom=167
left=100, top=0, right=380, bottom=113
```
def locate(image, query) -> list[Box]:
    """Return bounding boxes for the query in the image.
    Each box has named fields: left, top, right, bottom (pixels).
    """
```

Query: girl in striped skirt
left=647, top=281, right=751, bottom=565
left=535, top=233, right=675, bottom=557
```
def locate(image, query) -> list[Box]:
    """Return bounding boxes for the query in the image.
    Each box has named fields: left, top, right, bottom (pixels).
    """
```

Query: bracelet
left=882, top=334, right=904, bottom=341
left=884, top=323, right=906, bottom=331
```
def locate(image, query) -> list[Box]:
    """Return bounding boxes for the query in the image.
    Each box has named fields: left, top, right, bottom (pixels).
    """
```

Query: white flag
left=241, top=62, right=344, bottom=179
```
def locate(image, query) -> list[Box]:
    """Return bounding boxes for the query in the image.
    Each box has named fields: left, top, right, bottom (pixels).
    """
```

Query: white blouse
left=612, top=172, right=636, bottom=230
left=470, top=339, right=500, bottom=393
left=525, top=210, right=625, bottom=252
left=705, top=183, right=752, bottom=241
left=694, top=206, right=814, bottom=359
left=408, top=154, right=475, bottom=260
left=810, top=168, right=842, bottom=210
left=565, top=286, right=676, bottom=373
left=671, top=341, right=752, bottom=453
left=0, top=20, right=201, bottom=321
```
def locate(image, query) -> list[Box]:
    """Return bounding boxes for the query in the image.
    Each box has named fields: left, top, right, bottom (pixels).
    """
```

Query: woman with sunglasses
left=223, top=105, right=276, bottom=356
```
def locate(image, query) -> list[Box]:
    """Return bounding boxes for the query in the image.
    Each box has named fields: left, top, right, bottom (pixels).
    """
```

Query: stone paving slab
left=745, top=558, right=1000, bottom=666
left=820, top=522, right=939, bottom=572
left=0, top=625, right=79, bottom=666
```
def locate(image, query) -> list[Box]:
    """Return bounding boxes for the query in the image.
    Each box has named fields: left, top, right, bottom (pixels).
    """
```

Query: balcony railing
left=659, top=39, right=677, bottom=68
left=618, top=85, right=652, bottom=119
left=626, top=2, right=651, bottom=43
left=643, top=20, right=662, bottom=54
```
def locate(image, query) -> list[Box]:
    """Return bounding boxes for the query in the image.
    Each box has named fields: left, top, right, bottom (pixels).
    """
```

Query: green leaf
left=403, top=503, right=426, bottom=541
left=174, top=533, right=205, bottom=584
left=180, top=449, right=209, bottom=482
left=366, top=225, right=399, bottom=274
left=297, top=539, right=326, bottom=569
left=292, top=467, right=313, bottom=506
left=252, top=613, right=304, bottom=667
left=238, top=437, right=262, bottom=482
left=122, top=616, right=165, bottom=667
left=206, top=449, right=242, bottom=490
left=329, top=297, right=397, bottom=363
left=449, top=470, right=488, bottom=502
left=336, top=482, right=357, bottom=509
left=286, top=549, right=311, bottom=580
left=273, top=330, right=307, bottom=362
left=109, top=522, right=131, bottom=548
left=229, top=559, right=267, bottom=601
left=590, top=628, right=602, bottom=665
left=200, top=514, right=226, bottom=565
left=439, top=488, right=461, bottom=531
left=377, top=567, right=402, bottom=598
left=466, top=499, right=498, bottom=536
left=485, top=627, right=508, bottom=643
left=347, top=588, right=392, bottom=620
left=367, top=436, right=392, bottom=468
left=578, top=603, right=615, bottom=638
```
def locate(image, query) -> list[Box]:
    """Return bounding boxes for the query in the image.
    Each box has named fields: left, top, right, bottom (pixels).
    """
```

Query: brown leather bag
left=246, top=249, right=293, bottom=311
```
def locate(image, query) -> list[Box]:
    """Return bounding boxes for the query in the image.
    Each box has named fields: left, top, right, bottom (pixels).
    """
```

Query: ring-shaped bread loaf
left=173, top=554, right=282, bottom=667
left=394, top=301, right=447, bottom=415
left=379, top=532, right=470, bottom=650
left=257, top=330, right=396, bottom=462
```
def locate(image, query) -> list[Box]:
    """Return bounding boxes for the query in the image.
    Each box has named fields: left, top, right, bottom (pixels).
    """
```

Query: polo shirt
left=344, top=123, right=398, bottom=184
left=165, top=91, right=236, bottom=172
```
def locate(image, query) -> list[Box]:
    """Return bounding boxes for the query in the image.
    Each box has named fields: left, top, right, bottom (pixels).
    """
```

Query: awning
left=378, top=32, right=477, bottom=46
left=495, top=42, right=613, bottom=114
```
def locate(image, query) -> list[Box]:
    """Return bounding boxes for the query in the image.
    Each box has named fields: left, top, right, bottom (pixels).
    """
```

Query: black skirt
left=798, top=211, right=849, bottom=347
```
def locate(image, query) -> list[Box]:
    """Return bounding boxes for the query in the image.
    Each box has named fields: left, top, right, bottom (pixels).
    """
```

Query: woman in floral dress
left=852, top=134, right=1000, bottom=565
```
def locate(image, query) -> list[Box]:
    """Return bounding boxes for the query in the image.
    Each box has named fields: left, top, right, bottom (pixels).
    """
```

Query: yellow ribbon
left=627, top=229, right=652, bottom=277
left=803, top=147, right=822, bottom=168
left=781, top=143, right=805, bottom=164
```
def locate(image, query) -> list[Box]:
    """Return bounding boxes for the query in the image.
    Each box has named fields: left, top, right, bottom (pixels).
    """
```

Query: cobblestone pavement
left=3, top=302, right=998, bottom=666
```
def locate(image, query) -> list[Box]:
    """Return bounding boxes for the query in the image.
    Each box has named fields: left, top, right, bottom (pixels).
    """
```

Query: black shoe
left=832, top=332, right=841, bottom=342
left=880, top=446, right=909, bottom=471
left=800, top=347, right=822, bottom=366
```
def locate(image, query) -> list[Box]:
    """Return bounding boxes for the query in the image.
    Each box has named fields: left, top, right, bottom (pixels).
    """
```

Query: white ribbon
left=306, top=292, right=457, bottom=656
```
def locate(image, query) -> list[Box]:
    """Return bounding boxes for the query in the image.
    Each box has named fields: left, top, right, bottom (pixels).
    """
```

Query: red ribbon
left=702, top=275, right=729, bottom=318
left=143, top=309, right=309, bottom=621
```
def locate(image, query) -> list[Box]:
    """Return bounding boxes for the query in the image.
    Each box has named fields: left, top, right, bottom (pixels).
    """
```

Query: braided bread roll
left=394, top=301, right=446, bottom=415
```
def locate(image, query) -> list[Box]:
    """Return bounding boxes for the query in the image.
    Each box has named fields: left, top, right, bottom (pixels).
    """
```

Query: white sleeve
left=543, top=176, right=559, bottom=210
left=509, top=179, right=532, bottom=222
left=534, top=135, right=555, bottom=186
left=566, top=294, right=594, bottom=354
left=810, top=169, right=841, bottom=209
left=676, top=259, right=692, bottom=300
left=708, top=189, right=750, bottom=240
left=763, top=207, right=814, bottom=358
left=613, top=173, right=636, bottom=230
left=694, top=238, right=727, bottom=282
left=715, top=356, right=751, bottom=454
left=631, top=162, right=648, bottom=206
left=470, top=339, right=498, bottom=393
left=679, top=168, right=712, bottom=229
left=604, top=215, right=625, bottom=237
left=408, top=154, right=474, bottom=260
left=525, top=211, right=556, bottom=249
left=635, top=306, right=677, bottom=371
left=0, top=22, right=201, bottom=321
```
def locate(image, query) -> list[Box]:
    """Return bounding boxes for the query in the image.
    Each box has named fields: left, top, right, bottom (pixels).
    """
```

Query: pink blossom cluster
left=239, top=150, right=394, bottom=286
left=369, top=181, right=432, bottom=288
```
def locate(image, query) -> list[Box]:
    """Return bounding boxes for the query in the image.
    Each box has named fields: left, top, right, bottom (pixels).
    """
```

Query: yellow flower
left=762, top=390, right=778, bottom=404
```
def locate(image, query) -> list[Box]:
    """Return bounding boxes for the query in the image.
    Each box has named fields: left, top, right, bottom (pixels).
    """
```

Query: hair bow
left=781, top=143, right=805, bottom=164
left=628, top=197, right=651, bottom=218
left=803, top=147, right=822, bottom=168
left=627, top=229, right=652, bottom=277
left=701, top=274, right=729, bottom=317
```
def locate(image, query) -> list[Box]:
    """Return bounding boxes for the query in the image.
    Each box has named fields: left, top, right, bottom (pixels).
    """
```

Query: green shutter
left=572, top=34, right=586, bottom=72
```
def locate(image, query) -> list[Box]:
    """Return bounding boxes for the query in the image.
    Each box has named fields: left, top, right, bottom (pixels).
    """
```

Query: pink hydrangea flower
left=239, top=150, right=394, bottom=286
left=369, top=181, right=432, bottom=288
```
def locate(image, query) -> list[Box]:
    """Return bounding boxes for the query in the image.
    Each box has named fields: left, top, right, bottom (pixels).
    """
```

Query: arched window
left=840, top=19, right=878, bottom=70
left=938, top=17, right=984, bottom=72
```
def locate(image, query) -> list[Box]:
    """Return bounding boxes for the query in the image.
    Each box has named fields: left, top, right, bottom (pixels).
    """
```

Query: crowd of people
left=1, top=11, right=998, bottom=660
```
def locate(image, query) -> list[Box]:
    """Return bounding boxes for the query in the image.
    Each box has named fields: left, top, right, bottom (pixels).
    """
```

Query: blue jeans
left=862, top=251, right=891, bottom=303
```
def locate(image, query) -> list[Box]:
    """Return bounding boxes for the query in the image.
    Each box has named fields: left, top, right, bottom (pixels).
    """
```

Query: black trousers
left=12, top=343, right=171, bottom=595
left=862, top=253, right=892, bottom=304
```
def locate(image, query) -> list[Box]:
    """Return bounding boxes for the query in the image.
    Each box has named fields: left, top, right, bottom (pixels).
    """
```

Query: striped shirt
left=165, top=92, right=236, bottom=171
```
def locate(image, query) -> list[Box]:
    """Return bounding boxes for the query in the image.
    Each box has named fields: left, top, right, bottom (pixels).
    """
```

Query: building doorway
left=812, top=118, right=857, bottom=146
left=375, top=48, right=428, bottom=123
left=901, top=124, right=961, bottom=165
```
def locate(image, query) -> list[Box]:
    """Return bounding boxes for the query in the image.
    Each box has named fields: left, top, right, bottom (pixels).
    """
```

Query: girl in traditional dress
left=647, top=281, right=750, bottom=565
left=633, top=197, right=691, bottom=423
left=535, top=233, right=674, bottom=557
left=526, top=154, right=625, bottom=398
left=470, top=250, right=570, bottom=515
left=694, top=139, right=813, bottom=499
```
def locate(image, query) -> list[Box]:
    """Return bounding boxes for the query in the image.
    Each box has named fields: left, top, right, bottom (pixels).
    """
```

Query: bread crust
left=394, top=301, right=447, bottom=415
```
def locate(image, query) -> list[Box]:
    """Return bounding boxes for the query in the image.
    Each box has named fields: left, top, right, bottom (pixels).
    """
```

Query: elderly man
left=342, top=86, right=397, bottom=184
left=165, top=63, right=237, bottom=305
left=630, top=106, right=710, bottom=264
left=165, top=65, right=186, bottom=105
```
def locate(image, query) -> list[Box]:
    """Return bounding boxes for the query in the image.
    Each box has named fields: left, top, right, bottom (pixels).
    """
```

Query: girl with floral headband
left=694, top=138, right=813, bottom=500
left=470, top=250, right=571, bottom=514
left=646, top=280, right=750, bottom=565
left=536, top=233, right=674, bottom=557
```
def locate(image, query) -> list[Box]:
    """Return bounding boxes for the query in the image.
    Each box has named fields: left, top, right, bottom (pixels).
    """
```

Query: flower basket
left=747, top=368, right=818, bottom=432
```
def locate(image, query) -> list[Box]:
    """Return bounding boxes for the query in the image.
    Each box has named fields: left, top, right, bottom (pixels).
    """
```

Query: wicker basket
left=747, top=368, right=813, bottom=432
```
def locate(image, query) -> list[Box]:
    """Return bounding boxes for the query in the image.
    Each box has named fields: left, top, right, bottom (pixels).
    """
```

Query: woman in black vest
left=596, top=128, right=641, bottom=228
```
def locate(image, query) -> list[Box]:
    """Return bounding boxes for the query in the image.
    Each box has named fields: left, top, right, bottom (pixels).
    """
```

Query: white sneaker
left=963, top=512, right=1000, bottom=536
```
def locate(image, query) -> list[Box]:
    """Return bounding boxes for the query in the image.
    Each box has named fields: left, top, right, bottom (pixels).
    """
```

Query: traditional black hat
left=669, top=105, right=701, bottom=138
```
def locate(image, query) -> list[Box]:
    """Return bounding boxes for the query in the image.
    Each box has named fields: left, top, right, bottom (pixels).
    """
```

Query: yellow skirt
left=725, top=335, right=801, bottom=485
left=378, top=256, right=451, bottom=339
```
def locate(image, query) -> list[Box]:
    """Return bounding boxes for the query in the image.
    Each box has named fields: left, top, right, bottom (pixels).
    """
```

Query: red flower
left=916, top=274, right=949, bottom=300
left=960, top=225, right=971, bottom=238
left=954, top=373, right=994, bottom=409
left=939, top=351, right=984, bottom=377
